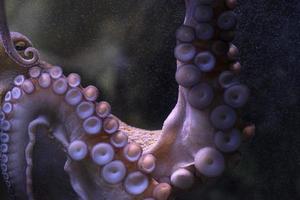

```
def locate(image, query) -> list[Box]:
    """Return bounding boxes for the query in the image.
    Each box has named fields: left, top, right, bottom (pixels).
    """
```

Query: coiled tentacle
left=0, top=0, right=39, bottom=67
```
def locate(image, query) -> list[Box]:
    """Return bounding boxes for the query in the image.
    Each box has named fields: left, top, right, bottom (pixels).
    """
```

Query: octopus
left=0, top=0, right=255, bottom=199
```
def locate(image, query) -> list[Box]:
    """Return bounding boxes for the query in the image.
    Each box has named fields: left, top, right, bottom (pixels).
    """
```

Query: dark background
left=1, top=0, right=300, bottom=199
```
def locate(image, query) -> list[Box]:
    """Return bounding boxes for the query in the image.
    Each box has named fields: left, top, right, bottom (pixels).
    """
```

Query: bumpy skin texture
left=0, top=0, right=254, bottom=200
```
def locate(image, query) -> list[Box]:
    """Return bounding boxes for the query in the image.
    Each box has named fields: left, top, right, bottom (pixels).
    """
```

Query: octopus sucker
left=0, top=0, right=255, bottom=199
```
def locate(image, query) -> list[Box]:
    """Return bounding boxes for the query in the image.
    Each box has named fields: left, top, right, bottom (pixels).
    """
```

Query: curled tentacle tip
left=19, top=46, right=40, bottom=67
left=1, top=29, right=39, bottom=67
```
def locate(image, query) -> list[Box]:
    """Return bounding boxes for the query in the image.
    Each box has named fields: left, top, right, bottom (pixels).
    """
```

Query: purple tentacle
left=0, top=0, right=39, bottom=67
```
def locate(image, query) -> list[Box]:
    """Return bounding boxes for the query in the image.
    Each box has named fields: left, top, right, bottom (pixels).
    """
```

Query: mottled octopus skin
left=0, top=0, right=255, bottom=200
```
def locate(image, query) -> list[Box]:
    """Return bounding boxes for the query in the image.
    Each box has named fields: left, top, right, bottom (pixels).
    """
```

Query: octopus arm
left=147, top=0, right=254, bottom=192
left=0, top=65, right=172, bottom=200
left=0, top=0, right=39, bottom=67
left=0, top=0, right=255, bottom=199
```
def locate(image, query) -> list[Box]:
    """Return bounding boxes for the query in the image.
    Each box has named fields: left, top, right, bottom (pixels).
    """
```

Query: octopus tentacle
left=0, top=0, right=39, bottom=67
left=147, top=0, right=253, bottom=192
left=0, top=65, right=171, bottom=200
left=0, top=0, right=255, bottom=199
